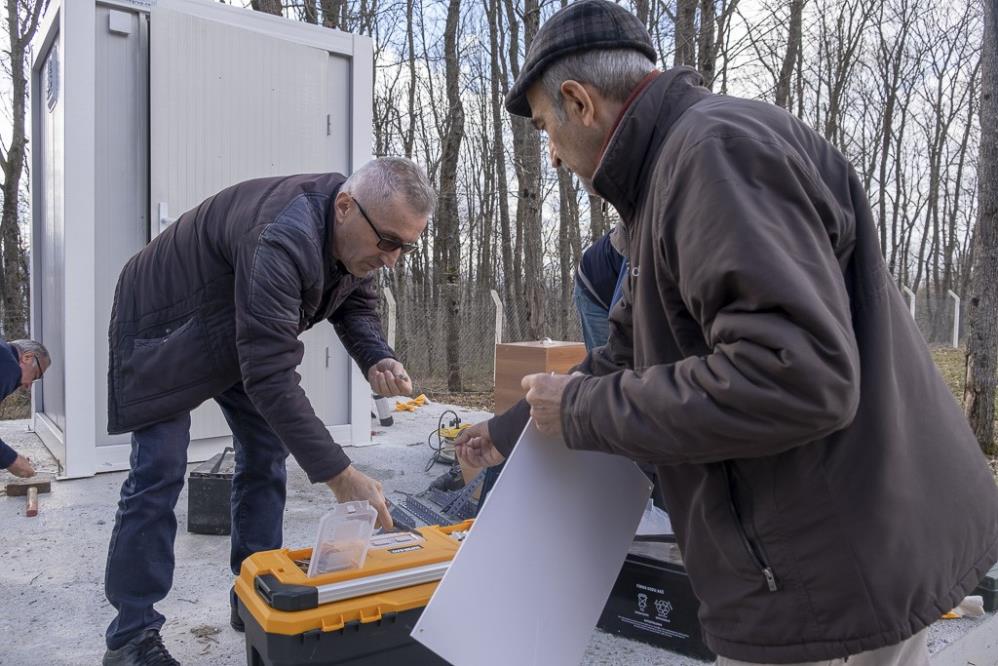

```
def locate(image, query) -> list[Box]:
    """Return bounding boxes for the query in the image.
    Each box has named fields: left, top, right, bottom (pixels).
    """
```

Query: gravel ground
left=0, top=404, right=993, bottom=665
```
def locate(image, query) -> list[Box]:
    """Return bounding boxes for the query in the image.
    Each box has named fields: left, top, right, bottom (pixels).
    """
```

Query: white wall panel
left=94, top=5, right=148, bottom=451
left=150, top=8, right=349, bottom=223
left=30, top=0, right=371, bottom=476
left=38, top=40, right=66, bottom=434
left=150, top=6, right=356, bottom=441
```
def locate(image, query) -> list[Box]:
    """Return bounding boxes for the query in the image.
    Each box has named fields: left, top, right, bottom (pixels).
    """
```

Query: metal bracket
left=157, top=202, right=177, bottom=234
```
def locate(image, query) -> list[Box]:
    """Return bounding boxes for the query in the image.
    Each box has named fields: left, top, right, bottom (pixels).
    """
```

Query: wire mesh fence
left=378, top=279, right=583, bottom=392
left=379, top=279, right=971, bottom=394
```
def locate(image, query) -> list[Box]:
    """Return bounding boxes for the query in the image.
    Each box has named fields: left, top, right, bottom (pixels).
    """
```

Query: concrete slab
left=0, top=409, right=994, bottom=665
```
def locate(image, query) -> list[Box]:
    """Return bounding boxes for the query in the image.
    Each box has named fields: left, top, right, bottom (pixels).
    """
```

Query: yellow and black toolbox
left=234, top=521, right=471, bottom=666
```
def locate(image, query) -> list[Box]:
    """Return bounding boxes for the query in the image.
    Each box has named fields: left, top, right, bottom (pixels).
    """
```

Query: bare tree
left=557, top=168, right=580, bottom=339
left=0, top=0, right=48, bottom=339
left=302, top=0, right=319, bottom=24
left=674, top=0, right=698, bottom=67
left=775, top=0, right=804, bottom=108
left=588, top=195, right=608, bottom=244
left=812, top=0, right=876, bottom=148
left=251, top=0, right=283, bottom=15
left=505, top=0, right=544, bottom=339
left=230, top=0, right=991, bottom=392
left=437, top=0, right=465, bottom=389
left=320, top=0, right=346, bottom=28
left=695, top=0, right=740, bottom=89
left=488, top=0, right=518, bottom=338
left=964, top=0, right=997, bottom=454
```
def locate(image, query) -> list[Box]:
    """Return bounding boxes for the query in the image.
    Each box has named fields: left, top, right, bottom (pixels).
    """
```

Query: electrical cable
left=424, top=409, right=461, bottom=472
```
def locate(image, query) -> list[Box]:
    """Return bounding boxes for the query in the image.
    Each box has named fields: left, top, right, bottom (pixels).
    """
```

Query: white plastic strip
left=413, top=422, right=652, bottom=665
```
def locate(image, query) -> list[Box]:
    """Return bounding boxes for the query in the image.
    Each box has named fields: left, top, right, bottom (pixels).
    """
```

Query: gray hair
left=10, top=339, right=50, bottom=365
left=342, top=157, right=436, bottom=218
left=540, top=48, right=656, bottom=120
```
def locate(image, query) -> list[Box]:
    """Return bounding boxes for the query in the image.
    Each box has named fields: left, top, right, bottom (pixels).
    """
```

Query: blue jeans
left=103, top=381, right=289, bottom=650
left=573, top=283, right=610, bottom=351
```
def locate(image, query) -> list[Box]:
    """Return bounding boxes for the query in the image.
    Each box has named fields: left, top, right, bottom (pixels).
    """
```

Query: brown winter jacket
left=108, top=173, right=394, bottom=483
left=490, top=68, right=998, bottom=662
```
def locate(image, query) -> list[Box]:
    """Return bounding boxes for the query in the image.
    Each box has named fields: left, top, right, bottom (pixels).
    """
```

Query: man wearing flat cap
left=456, top=1, right=998, bottom=664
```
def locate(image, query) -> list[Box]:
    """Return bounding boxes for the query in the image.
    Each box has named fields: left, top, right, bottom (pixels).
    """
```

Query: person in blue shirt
left=574, top=228, right=626, bottom=350
left=0, top=339, right=50, bottom=478
left=472, top=228, right=628, bottom=507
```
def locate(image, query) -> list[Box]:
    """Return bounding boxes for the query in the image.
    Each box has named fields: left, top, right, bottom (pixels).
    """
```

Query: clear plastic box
left=307, top=500, right=378, bottom=578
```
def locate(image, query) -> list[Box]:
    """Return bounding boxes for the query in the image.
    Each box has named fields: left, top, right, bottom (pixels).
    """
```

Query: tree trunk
left=775, top=0, right=803, bottom=109
left=634, top=0, right=650, bottom=26
left=0, top=0, right=47, bottom=339
left=403, top=0, right=417, bottom=157
left=505, top=0, right=544, bottom=340
left=489, top=0, right=517, bottom=341
left=558, top=168, right=579, bottom=339
left=251, top=0, right=283, bottom=15
left=302, top=0, right=318, bottom=23
left=437, top=0, right=465, bottom=390
left=320, top=0, right=347, bottom=29
left=674, top=0, right=698, bottom=67
left=697, top=0, right=716, bottom=88
left=819, top=0, right=874, bottom=148
left=964, top=0, right=998, bottom=455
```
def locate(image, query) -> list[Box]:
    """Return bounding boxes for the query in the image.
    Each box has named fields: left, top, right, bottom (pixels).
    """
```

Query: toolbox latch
left=254, top=574, right=319, bottom=612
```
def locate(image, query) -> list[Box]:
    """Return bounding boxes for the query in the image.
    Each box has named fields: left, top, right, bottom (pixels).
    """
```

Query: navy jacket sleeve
left=327, top=276, right=395, bottom=376
left=234, top=223, right=352, bottom=484
left=0, top=342, right=22, bottom=468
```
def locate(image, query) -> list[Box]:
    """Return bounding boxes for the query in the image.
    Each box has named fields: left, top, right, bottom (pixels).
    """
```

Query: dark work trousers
left=103, top=382, right=289, bottom=650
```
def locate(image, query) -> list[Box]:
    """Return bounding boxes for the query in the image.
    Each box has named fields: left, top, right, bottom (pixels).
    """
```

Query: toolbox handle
left=210, top=447, right=235, bottom=475
left=255, top=574, right=319, bottom=612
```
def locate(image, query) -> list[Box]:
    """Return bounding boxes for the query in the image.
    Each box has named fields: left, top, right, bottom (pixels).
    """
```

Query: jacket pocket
left=724, top=461, right=779, bottom=592
left=118, top=315, right=217, bottom=406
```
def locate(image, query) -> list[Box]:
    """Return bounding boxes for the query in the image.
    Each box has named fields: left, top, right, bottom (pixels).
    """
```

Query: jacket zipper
left=723, top=462, right=779, bottom=592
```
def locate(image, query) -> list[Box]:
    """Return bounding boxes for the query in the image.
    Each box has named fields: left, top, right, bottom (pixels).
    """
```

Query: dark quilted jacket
left=108, top=173, right=393, bottom=483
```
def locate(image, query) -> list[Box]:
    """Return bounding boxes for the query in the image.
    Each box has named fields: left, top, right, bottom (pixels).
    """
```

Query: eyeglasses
left=30, top=356, right=44, bottom=384
left=352, top=197, right=419, bottom=255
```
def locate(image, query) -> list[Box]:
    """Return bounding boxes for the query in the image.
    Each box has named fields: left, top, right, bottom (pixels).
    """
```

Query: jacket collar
left=324, top=184, right=353, bottom=280
left=592, top=67, right=711, bottom=223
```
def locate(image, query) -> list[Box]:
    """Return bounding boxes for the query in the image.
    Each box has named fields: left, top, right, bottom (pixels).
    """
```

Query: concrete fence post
left=901, top=284, right=916, bottom=321
left=490, top=289, right=504, bottom=385
left=383, top=286, right=397, bottom=349
left=490, top=289, right=504, bottom=345
left=947, top=289, right=961, bottom=349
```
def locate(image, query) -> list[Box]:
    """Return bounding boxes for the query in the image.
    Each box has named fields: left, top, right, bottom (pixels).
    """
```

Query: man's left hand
left=368, top=358, right=413, bottom=397
left=6, top=454, right=35, bottom=478
left=521, top=372, right=577, bottom=436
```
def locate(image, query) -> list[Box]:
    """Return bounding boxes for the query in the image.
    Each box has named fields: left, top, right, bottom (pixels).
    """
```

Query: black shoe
left=230, top=586, right=245, bottom=633
left=103, top=629, right=180, bottom=666
left=430, top=464, right=465, bottom=492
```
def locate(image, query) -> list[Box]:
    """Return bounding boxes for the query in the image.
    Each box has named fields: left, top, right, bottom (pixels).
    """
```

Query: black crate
left=974, top=562, right=998, bottom=613
left=187, top=448, right=235, bottom=535
left=598, top=541, right=714, bottom=662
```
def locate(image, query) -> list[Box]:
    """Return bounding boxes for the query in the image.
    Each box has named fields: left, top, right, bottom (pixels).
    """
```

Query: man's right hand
left=454, top=421, right=506, bottom=468
left=326, top=465, right=393, bottom=530
left=6, top=454, right=35, bottom=478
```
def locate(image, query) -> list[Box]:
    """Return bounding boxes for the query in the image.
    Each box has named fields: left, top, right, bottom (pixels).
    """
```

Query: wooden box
left=494, top=341, right=587, bottom=414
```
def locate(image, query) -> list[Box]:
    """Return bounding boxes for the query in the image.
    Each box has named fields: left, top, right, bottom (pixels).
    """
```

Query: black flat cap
left=505, top=0, right=657, bottom=118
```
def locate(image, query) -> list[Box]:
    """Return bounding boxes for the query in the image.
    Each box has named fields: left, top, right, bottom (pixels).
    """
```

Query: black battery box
left=187, top=447, right=235, bottom=535
left=598, top=540, right=714, bottom=662
left=974, top=561, right=998, bottom=613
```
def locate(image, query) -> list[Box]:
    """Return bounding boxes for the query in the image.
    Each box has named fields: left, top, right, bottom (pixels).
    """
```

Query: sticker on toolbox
left=368, top=531, right=424, bottom=550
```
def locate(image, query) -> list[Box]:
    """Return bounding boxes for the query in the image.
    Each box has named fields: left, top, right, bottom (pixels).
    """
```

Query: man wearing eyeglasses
left=0, top=339, right=50, bottom=479
left=102, top=157, right=432, bottom=666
